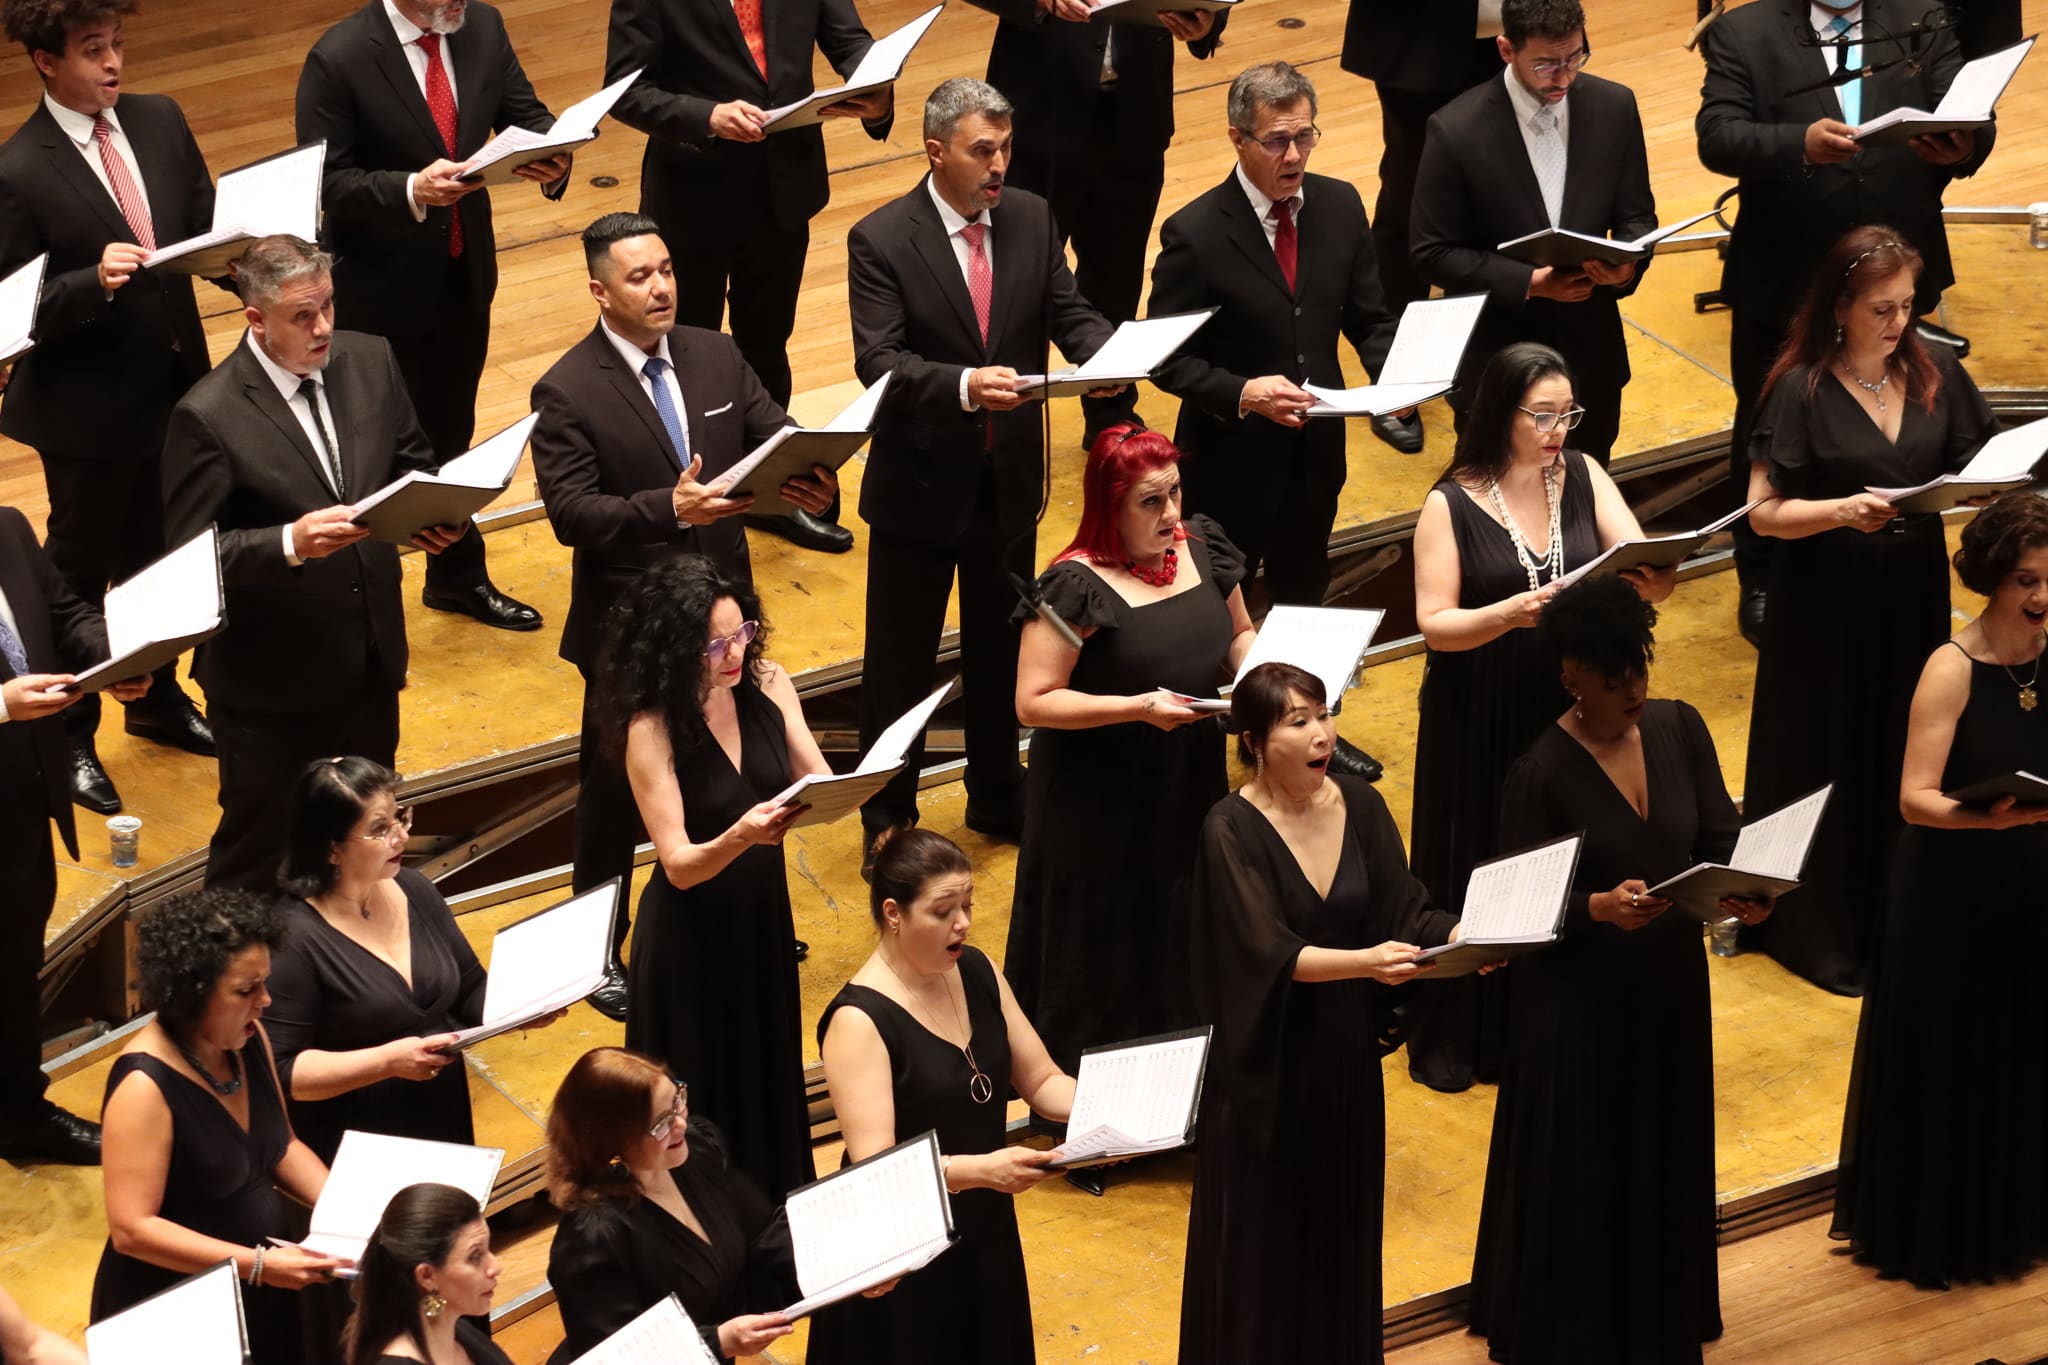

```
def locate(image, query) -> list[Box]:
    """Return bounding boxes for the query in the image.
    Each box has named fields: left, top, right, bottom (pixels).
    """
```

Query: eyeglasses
left=356, top=805, right=414, bottom=846
left=649, top=1081, right=689, bottom=1140
left=1528, top=48, right=1591, bottom=79
left=1249, top=125, right=1320, bottom=157
left=1517, top=406, right=1586, bottom=433
left=703, top=620, right=759, bottom=659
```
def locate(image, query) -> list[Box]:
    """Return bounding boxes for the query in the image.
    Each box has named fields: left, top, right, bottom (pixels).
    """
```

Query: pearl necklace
left=1486, top=461, right=1564, bottom=592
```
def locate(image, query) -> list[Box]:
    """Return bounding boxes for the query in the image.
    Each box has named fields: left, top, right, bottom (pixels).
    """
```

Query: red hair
left=1761, top=225, right=1942, bottom=415
left=1052, top=423, right=1191, bottom=567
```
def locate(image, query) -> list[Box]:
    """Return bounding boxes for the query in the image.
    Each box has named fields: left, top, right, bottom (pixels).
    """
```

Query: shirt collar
left=245, top=328, right=320, bottom=401
left=382, top=0, right=430, bottom=46
left=1233, top=163, right=1302, bottom=223
left=43, top=94, right=114, bottom=146
left=1502, top=65, right=1566, bottom=129
left=600, top=316, right=674, bottom=376
left=925, top=175, right=990, bottom=237
left=1811, top=2, right=1864, bottom=36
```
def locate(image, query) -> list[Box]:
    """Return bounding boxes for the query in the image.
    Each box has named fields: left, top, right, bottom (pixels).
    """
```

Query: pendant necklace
left=1485, top=460, right=1564, bottom=593
left=175, top=1038, right=243, bottom=1097
left=881, top=954, right=995, bottom=1104
left=2000, top=627, right=2046, bottom=712
left=1844, top=364, right=1891, bottom=412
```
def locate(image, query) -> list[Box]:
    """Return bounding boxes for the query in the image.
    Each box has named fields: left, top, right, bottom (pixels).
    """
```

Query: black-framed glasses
left=1517, top=406, right=1587, bottom=433
left=703, top=620, right=759, bottom=659
left=1529, top=47, right=1591, bottom=79
left=649, top=1081, right=689, bottom=1140
left=1251, top=125, right=1320, bottom=157
left=356, top=806, right=414, bottom=846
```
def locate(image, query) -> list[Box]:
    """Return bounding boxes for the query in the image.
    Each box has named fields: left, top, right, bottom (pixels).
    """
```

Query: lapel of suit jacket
left=120, top=102, right=192, bottom=242
left=594, top=326, right=686, bottom=468
left=1218, top=176, right=1294, bottom=301
left=365, top=3, right=452, bottom=155
left=0, top=522, right=39, bottom=681
left=319, top=342, right=376, bottom=497
left=908, top=181, right=986, bottom=358
left=985, top=196, right=1037, bottom=354
left=1558, top=82, right=1597, bottom=229
left=31, top=103, right=134, bottom=243
left=1780, top=0, right=1847, bottom=122
left=449, top=19, right=494, bottom=156
left=1487, top=82, right=1553, bottom=231
left=667, top=329, right=714, bottom=465
left=233, top=339, right=338, bottom=496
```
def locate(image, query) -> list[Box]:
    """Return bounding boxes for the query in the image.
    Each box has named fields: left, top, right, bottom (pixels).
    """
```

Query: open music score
left=1496, top=207, right=1719, bottom=272
left=1866, top=413, right=2048, bottom=514
left=761, top=5, right=944, bottom=132
left=145, top=141, right=325, bottom=276
left=1049, top=1027, right=1211, bottom=1169
left=1305, top=293, right=1486, bottom=417
left=563, top=1293, right=719, bottom=1365
left=72, top=526, right=225, bottom=693
left=781, top=1130, right=957, bottom=1320
left=350, top=412, right=538, bottom=544
left=1650, top=784, right=1833, bottom=920
left=1554, top=500, right=1761, bottom=589
left=1015, top=309, right=1216, bottom=398
left=1850, top=35, right=2034, bottom=144
left=1166, top=604, right=1386, bottom=716
left=1415, top=832, right=1585, bottom=976
left=721, top=372, right=892, bottom=518
left=444, top=879, right=621, bottom=1051
left=85, top=1259, right=246, bottom=1364
left=772, top=679, right=956, bottom=827
left=1090, top=0, right=1237, bottom=23
left=0, top=252, right=46, bottom=367
left=460, top=70, right=639, bottom=186
left=1945, top=770, right=2048, bottom=805
left=282, top=1132, right=504, bottom=1267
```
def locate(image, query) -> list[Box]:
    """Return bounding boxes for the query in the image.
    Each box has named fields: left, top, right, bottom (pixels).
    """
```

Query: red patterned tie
left=961, top=221, right=992, bottom=347
left=418, top=33, right=464, bottom=258
left=732, top=0, right=770, bottom=81
left=91, top=114, right=155, bottom=252
left=1272, top=197, right=1297, bottom=293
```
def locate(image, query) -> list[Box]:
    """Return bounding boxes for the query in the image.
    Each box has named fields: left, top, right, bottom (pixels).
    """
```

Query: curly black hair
left=1541, top=574, right=1658, bottom=682
left=3, top=0, right=136, bottom=57
left=1502, top=0, right=1584, bottom=47
left=135, top=889, right=285, bottom=1043
left=1954, top=490, right=2048, bottom=598
left=592, top=554, right=767, bottom=761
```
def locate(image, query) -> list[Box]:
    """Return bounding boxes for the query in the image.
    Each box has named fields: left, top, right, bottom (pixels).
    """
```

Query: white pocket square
left=703, top=401, right=734, bottom=416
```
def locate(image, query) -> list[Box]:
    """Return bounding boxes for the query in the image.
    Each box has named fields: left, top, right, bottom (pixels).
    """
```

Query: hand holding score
left=780, top=462, right=840, bottom=516
left=1241, top=375, right=1313, bottom=427
left=822, top=88, right=893, bottom=122
left=382, top=1034, right=460, bottom=1081
left=673, top=454, right=755, bottom=526
left=98, top=242, right=151, bottom=294
left=710, top=101, right=769, bottom=142
left=1803, top=117, right=1858, bottom=165
left=1908, top=129, right=1974, bottom=165
left=1834, top=492, right=1899, bottom=533
left=1498, top=581, right=1561, bottom=631
left=291, top=506, right=374, bottom=560
left=1718, top=895, right=1774, bottom=926
left=718, top=1315, right=794, bottom=1357
left=1158, top=9, right=1216, bottom=41
left=1579, top=258, right=1636, bottom=288
left=969, top=367, right=1030, bottom=411
left=1132, top=690, right=1203, bottom=731
left=1, top=673, right=85, bottom=720
left=1039, top=0, right=1096, bottom=21
left=259, top=1245, right=351, bottom=1290
left=735, top=797, right=805, bottom=847
left=1981, top=794, right=2048, bottom=830
left=1358, top=941, right=1428, bottom=984
left=1591, top=879, right=1670, bottom=930
left=1528, top=266, right=1594, bottom=303
left=413, top=158, right=482, bottom=207
left=409, top=523, right=467, bottom=555
left=513, top=151, right=574, bottom=187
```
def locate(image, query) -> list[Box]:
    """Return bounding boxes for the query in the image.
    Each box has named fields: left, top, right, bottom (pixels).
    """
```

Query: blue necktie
left=0, top=611, right=27, bottom=676
left=1829, top=15, right=1863, bottom=126
left=642, top=356, right=688, bottom=470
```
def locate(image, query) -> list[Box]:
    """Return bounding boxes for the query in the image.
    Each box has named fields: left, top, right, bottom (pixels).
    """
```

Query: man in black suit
left=531, top=211, right=838, bottom=1013
left=1411, top=0, right=1658, bottom=467
left=0, top=504, right=150, bottom=1165
left=0, top=0, right=219, bottom=816
left=967, top=0, right=1224, bottom=446
left=1339, top=0, right=1499, bottom=455
left=296, top=0, right=559, bottom=635
left=161, top=236, right=470, bottom=889
left=848, top=77, right=1115, bottom=848
left=1698, top=0, right=1993, bottom=639
left=606, top=0, right=891, bottom=556
left=1147, top=62, right=1400, bottom=780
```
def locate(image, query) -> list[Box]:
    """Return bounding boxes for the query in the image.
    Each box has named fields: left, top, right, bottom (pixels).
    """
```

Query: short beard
left=421, top=2, right=467, bottom=34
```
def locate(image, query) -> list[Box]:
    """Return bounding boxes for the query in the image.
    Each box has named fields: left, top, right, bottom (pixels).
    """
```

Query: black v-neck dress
left=1470, top=700, right=1737, bottom=1364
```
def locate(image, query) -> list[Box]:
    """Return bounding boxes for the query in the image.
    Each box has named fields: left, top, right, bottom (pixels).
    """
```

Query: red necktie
left=92, top=114, right=155, bottom=252
left=732, top=0, right=770, bottom=81
left=962, top=221, right=992, bottom=347
left=418, top=33, right=464, bottom=258
left=1272, top=197, right=1297, bottom=293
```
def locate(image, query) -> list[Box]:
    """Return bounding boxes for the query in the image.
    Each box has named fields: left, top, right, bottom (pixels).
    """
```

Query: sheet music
left=1552, top=499, right=1762, bottom=589
left=1934, top=36, right=2033, bottom=117
left=1019, top=310, right=1215, bottom=388
left=1625, top=208, right=1719, bottom=250
left=448, top=882, right=617, bottom=1047
left=298, top=1132, right=503, bottom=1262
left=783, top=1132, right=953, bottom=1318
left=349, top=412, right=536, bottom=519
left=0, top=252, right=46, bottom=362
left=1730, top=785, right=1831, bottom=880
left=102, top=526, right=221, bottom=660
left=145, top=142, right=324, bottom=268
left=464, top=71, right=639, bottom=176
left=1458, top=836, right=1582, bottom=940
left=86, top=1260, right=245, bottom=1365
left=761, top=5, right=942, bottom=125
left=1302, top=379, right=1451, bottom=417
left=1957, top=413, right=2048, bottom=481
left=564, top=1294, right=719, bottom=1365
left=1232, top=606, right=1385, bottom=704
left=1377, top=294, right=1488, bottom=387
left=720, top=373, right=891, bottom=490
left=1063, top=1031, right=1208, bottom=1146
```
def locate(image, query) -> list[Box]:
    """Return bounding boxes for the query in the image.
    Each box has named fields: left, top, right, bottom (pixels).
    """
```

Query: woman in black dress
left=264, top=758, right=492, bottom=1164
left=343, top=1183, right=509, bottom=1365
left=543, top=1047, right=796, bottom=1364
left=1406, top=342, right=1675, bottom=1092
left=1180, top=662, right=1467, bottom=1365
left=93, top=890, right=348, bottom=1364
left=1007, top=424, right=1254, bottom=1079
left=1832, top=492, right=2048, bottom=1287
left=1742, top=229, right=1998, bottom=995
left=1470, top=577, right=1774, bottom=1365
left=812, top=829, right=1080, bottom=1365
left=597, top=555, right=831, bottom=1201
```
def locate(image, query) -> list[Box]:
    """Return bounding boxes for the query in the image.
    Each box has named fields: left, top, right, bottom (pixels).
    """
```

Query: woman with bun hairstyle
left=342, top=1182, right=508, bottom=1365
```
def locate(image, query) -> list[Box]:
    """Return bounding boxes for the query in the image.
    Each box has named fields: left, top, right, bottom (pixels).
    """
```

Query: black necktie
left=297, top=377, right=345, bottom=499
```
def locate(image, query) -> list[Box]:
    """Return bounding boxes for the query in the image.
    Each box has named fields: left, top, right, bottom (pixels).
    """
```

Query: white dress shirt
left=42, top=94, right=154, bottom=225
left=1503, top=63, right=1571, bottom=179
left=383, top=0, right=459, bottom=221
left=601, top=318, right=693, bottom=466
left=1233, top=162, right=1304, bottom=250
left=246, top=332, right=345, bottom=564
left=926, top=177, right=994, bottom=411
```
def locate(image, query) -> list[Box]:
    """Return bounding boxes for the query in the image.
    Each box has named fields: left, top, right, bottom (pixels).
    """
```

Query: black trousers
left=858, top=477, right=1033, bottom=839
left=0, top=797, right=57, bottom=1132
left=668, top=215, right=809, bottom=410
left=1372, top=84, right=1472, bottom=312
left=204, top=679, right=400, bottom=891
left=41, top=446, right=184, bottom=745
left=1182, top=438, right=1340, bottom=609
left=572, top=662, right=643, bottom=960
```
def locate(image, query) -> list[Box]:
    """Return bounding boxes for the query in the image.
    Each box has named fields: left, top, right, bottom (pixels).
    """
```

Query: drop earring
left=1571, top=692, right=1584, bottom=722
left=422, top=1292, right=446, bottom=1322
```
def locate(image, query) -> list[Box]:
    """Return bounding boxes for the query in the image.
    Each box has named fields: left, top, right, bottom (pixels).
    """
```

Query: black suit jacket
left=296, top=0, right=562, bottom=333
left=0, top=94, right=214, bottom=459
left=848, top=179, right=1113, bottom=544
left=1148, top=171, right=1399, bottom=500
left=1411, top=72, right=1657, bottom=399
left=0, top=507, right=107, bottom=860
left=531, top=322, right=787, bottom=669
left=1339, top=1, right=1499, bottom=93
left=161, top=332, right=434, bottom=712
left=605, top=0, right=891, bottom=235
left=1697, top=0, right=1993, bottom=318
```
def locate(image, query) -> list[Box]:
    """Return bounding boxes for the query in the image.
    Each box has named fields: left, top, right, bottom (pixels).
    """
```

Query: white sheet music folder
left=1232, top=605, right=1385, bottom=706
left=86, top=1259, right=247, bottom=1365
left=0, top=252, right=47, bottom=367
left=563, top=1293, right=720, bottom=1365
left=460, top=70, right=639, bottom=185
left=1048, top=1026, right=1211, bottom=1169
left=1852, top=36, right=2034, bottom=144
left=1650, top=784, right=1832, bottom=920
left=761, top=5, right=944, bottom=132
left=72, top=525, right=225, bottom=692
left=1494, top=208, right=1718, bottom=271
left=1866, top=413, right=2048, bottom=513
left=1015, top=309, right=1216, bottom=397
left=1554, top=500, right=1761, bottom=589
left=1415, top=832, right=1584, bottom=976
left=1305, top=293, right=1486, bottom=416
left=145, top=141, right=325, bottom=276
left=772, top=679, right=956, bottom=827
left=446, top=879, right=622, bottom=1050
left=288, top=1132, right=504, bottom=1266
left=781, top=1130, right=957, bottom=1320
left=721, top=373, right=892, bottom=517
left=350, top=412, right=538, bottom=544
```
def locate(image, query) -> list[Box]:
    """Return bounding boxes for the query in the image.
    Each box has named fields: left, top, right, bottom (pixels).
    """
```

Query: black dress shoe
left=1913, top=319, right=1970, bottom=359
left=1369, top=410, right=1425, bottom=454
left=745, top=507, right=855, bottom=554
left=421, top=582, right=544, bottom=632
left=70, top=743, right=121, bottom=815
left=962, top=802, right=1024, bottom=843
left=1326, top=737, right=1384, bottom=783
left=1738, top=588, right=1767, bottom=649
left=1063, top=1166, right=1107, bottom=1197
left=586, top=961, right=630, bottom=1022
left=0, top=1106, right=102, bottom=1166
left=794, top=939, right=809, bottom=963
left=123, top=690, right=217, bottom=757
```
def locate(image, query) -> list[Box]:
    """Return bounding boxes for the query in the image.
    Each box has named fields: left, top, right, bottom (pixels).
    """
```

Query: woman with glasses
left=1403, top=341, right=1673, bottom=1093
left=544, top=1048, right=796, bottom=1365
left=596, top=554, right=832, bottom=1201
left=263, top=757, right=495, bottom=1163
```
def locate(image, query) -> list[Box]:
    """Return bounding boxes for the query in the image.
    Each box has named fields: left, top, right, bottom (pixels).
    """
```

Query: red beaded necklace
left=1126, top=547, right=1178, bottom=587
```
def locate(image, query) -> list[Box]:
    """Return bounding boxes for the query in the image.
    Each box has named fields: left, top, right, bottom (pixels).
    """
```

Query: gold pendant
left=2022, top=685, right=2039, bottom=713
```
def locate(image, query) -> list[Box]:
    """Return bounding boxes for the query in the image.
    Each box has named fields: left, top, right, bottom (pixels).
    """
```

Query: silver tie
left=1529, top=105, right=1566, bottom=228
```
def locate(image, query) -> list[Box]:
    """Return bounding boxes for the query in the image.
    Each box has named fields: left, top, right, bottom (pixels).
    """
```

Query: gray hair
left=236, top=235, right=333, bottom=309
left=923, top=77, right=1012, bottom=145
left=1227, top=62, right=1317, bottom=135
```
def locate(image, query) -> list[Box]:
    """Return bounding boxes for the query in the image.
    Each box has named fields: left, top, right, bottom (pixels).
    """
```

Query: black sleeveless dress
left=89, top=1048, right=306, bottom=1364
left=1406, top=452, right=1601, bottom=1091
left=1831, top=642, right=2048, bottom=1284
left=625, top=677, right=814, bottom=1202
left=807, top=947, right=1032, bottom=1365
left=1004, top=515, right=1242, bottom=1072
